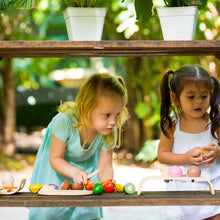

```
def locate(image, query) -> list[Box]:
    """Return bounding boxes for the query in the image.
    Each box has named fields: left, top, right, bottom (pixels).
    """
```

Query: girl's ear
left=171, top=93, right=179, bottom=106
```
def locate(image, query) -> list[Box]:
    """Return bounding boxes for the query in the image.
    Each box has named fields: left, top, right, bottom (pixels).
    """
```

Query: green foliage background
left=0, top=0, right=219, bottom=164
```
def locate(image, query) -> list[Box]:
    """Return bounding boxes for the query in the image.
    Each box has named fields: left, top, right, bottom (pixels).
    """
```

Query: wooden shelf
left=0, top=40, right=219, bottom=58
left=0, top=191, right=219, bottom=207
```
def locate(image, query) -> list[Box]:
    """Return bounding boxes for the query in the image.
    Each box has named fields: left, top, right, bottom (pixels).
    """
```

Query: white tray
left=137, top=176, right=215, bottom=195
left=0, top=179, right=26, bottom=195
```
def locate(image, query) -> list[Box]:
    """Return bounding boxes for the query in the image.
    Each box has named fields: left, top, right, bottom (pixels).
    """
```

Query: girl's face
left=90, top=94, right=125, bottom=135
left=173, top=82, right=210, bottom=119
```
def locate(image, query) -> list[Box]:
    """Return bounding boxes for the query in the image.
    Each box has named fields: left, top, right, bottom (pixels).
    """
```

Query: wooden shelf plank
left=0, top=191, right=219, bottom=207
left=0, top=40, right=219, bottom=58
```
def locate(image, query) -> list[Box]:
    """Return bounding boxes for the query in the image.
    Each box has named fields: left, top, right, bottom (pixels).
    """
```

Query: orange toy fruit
left=84, top=179, right=95, bottom=191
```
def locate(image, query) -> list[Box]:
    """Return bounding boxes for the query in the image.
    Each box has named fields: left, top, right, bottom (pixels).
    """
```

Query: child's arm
left=49, top=135, right=88, bottom=184
left=158, top=132, right=203, bottom=166
left=201, top=128, right=220, bottom=167
left=97, top=149, right=114, bottom=182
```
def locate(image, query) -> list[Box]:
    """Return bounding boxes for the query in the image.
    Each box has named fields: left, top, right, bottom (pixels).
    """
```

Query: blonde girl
left=158, top=65, right=220, bottom=220
left=29, top=73, right=129, bottom=220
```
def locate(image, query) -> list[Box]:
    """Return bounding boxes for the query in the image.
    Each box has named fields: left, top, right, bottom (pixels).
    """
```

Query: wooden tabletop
left=0, top=191, right=219, bottom=207
left=0, top=40, right=219, bottom=58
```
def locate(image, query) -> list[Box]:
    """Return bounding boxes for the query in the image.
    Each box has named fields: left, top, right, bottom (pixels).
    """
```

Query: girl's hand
left=186, top=147, right=204, bottom=165
left=72, top=170, right=88, bottom=185
left=202, top=143, right=220, bottom=167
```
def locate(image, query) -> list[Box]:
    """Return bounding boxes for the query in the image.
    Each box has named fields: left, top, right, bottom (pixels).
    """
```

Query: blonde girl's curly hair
left=58, top=73, right=129, bottom=149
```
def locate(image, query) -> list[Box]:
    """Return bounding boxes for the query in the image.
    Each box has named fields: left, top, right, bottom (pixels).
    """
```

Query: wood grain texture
left=0, top=191, right=219, bottom=207
left=0, top=41, right=219, bottom=58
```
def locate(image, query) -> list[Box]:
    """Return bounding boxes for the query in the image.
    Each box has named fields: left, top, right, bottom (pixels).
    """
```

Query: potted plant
left=125, top=0, right=208, bottom=40
left=62, top=0, right=107, bottom=41
left=0, top=0, right=107, bottom=41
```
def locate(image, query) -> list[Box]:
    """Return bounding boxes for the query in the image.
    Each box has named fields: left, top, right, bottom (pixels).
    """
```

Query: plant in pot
left=63, top=0, right=108, bottom=41
left=126, top=0, right=208, bottom=40
left=0, top=0, right=107, bottom=41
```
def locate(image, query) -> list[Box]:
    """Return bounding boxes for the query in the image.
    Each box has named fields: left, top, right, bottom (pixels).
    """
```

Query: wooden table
left=0, top=191, right=219, bottom=207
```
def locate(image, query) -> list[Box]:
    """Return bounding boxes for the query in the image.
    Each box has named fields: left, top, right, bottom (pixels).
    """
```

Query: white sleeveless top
left=173, top=117, right=220, bottom=180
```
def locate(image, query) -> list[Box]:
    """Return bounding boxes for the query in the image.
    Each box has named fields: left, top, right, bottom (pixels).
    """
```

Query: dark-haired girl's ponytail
left=210, top=76, right=220, bottom=138
left=160, top=70, right=175, bottom=137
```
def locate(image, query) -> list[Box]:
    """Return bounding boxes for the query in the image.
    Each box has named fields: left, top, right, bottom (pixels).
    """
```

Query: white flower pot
left=63, top=7, right=107, bottom=41
left=157, top=6, right=198, bottom=40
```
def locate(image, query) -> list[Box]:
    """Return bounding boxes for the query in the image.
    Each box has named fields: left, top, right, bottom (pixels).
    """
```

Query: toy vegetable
left=114, top=183, right=124, bottom=192
left=123, top=183, right=135, bottom=194
left=60, top=179, right=71, bottom=190
left=85, top=179, right=95, bottom=190
left=102, top=182, right=115, bottom=193
left=29, top=183, right=43, bottom=193
left=93, top=183, right=104, bottom=195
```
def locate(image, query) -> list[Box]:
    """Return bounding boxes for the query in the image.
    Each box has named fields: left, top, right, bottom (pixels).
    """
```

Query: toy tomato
left=101, top=179, right=112, bottom=186
left=93, top=183, right=104, bottom=195
left=103, top=182, right=115, bottom=193
left=85, top=179, right=95, bottom=191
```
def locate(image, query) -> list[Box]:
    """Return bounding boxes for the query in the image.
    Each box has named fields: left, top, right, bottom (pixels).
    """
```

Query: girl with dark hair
left=158, top=65, right=220, bottom=220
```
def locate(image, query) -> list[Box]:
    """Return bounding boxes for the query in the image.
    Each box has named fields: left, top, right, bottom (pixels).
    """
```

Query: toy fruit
left=168, top=166, right=183, bottom=177
left=93, top=183, right=104, bottom=195
left=114, top=183, right=124, bottom=192
left=102, top=182, right=115, bottom=193
left=194, top=147, right=210, bottom=158
left=2, top=172, right=14, bottom=187
left=194, top=148, right=202, bottom=158
left=85, top=179, right=95, bottom=191
left=200, top=147, right=210, bottom=159
left=60, top=179, right=71, bottom=190
left=70, top=183, right=84, bottom=190
left=187, top=166, right=201, bottom=177
left=123, top=183, right=135, bottom=194
left=101, top=179, right=112, bottom=186
left=29, top=183, right=43, bottom=193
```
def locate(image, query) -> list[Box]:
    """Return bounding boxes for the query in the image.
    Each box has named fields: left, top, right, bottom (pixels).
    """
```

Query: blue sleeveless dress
left=28, top=110, right=112, bottom=220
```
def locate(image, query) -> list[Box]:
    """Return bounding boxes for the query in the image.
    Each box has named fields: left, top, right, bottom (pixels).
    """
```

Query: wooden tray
left=137, top=176, right=215, bottom=195
left=38, top=184, right=93, bottom=196
left=0, top=179, right=26, bottom=195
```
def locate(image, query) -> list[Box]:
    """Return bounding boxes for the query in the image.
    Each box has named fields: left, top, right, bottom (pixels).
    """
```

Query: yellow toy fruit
left=114, top=183, right=124, bottom=192
left=29, top=183, right=43, bottom=193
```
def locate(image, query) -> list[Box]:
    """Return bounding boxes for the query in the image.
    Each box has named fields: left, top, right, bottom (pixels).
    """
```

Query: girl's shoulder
left=50, top=111, right=78, bottom=128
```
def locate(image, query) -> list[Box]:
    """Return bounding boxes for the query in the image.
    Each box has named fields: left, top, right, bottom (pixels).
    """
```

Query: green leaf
left=16, top=0, right=39, bottom=9
left=134, top=102, right=150, bottom=119
left=0, top=0, right=10, bottom=10
left=134, top=0, right=153, bottom=22
left=181, top=0, right=193, bottom=6
left=135, top=140, right=159, bottom=163
left=196, top=0, right=207, bottom=9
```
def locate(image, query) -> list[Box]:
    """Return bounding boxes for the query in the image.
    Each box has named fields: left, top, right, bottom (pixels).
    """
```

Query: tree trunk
left=122, top=57, right=147, bottom=154
left=2, top=58, right=16, bottom=156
